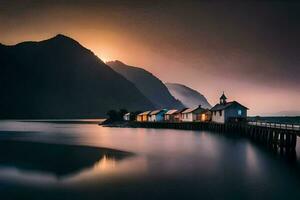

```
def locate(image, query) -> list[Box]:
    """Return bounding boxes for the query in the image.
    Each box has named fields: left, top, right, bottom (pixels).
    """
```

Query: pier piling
left=131, top=121, right=299, bottom=151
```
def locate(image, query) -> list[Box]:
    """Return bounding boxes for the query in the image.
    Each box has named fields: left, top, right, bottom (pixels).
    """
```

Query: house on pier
left=181, top=105, right=211, bottom=122
left=211, top=93, right=248, bottom=124
left=123, top=112, right=139, bottom=121
left=149, top=109, right=168, bottom=122
left=164, top=109, right=178, bottom=122
left=123, top=113, right=131, bottom=121
left=173, top=108, right=188, bottom=122
left=137, top=111, right=151, bottom=122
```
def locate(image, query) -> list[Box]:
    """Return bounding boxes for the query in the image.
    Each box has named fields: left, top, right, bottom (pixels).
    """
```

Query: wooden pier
left=129, top=121, right=299, bottom=151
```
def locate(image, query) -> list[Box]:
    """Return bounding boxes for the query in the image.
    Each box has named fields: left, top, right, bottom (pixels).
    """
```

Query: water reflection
left=0, top=121, right=300, bottom=199
left=0, top=140, right=140, bottom=186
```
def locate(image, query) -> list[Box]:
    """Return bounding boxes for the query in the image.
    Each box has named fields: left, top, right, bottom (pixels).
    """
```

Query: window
left=238, top=110, right=242, bottom=116
left=219, top=111, right=222, bottom=116
left=201, top=114, right=206, bottom=121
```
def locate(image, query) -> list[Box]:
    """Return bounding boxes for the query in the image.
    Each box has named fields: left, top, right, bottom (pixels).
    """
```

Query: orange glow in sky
left=1, top=2, right=299, bottom=116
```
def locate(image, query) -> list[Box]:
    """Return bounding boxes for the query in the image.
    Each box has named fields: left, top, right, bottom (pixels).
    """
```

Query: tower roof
left=220, top=92, right=227, bottom=100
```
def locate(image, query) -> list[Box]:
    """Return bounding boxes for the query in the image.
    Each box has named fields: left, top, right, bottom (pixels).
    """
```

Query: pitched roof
left=174, top=108, right=188, bottom=114
left=199, top=109, right=211, bottom=114
left=150, top=109, right=168, bottom=115
left=182, top=106, right=204, bottom=114
left=182, top=107, right=196, bottom=114
left=138, top=111, right=151, bottom=116
left=165, top=109, right=178, bottom=115
left=210, top=101, right=248, bottom=111
left=149, top=110, right=162, bottom=115
left=124, top=112, right=131, bottom=116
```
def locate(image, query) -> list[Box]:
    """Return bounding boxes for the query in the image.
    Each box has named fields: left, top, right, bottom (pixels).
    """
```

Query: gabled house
left=123, top=112, right=139, bottom=121
left=211, top=93, right=248, bottom=124
left=173, top=108, right=188, bottom=122
left=181, top=105, right=207, bottom=122
left=137, top=111, right=151, bottom=122
left=123, top=112, right=131, bottom=121
left=148, top=109, right=168, bottom=122
left=164, top=109, right=178, bottom=122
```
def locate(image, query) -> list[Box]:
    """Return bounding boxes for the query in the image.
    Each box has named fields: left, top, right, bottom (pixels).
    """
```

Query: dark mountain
left=165, top=83, right=211, bottom=109
left=107, top=61, right=183, bottom=109
left=0, top=34, right=154, bottom=118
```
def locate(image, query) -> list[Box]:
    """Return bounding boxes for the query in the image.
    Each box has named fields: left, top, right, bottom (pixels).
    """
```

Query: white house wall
left=182, top=113, right=193, bottom=122
left=123, top=115, right=130, bottom=121
left=149, top=115, right=155, bottom=122
left=212, top=110, right=225, bottom=123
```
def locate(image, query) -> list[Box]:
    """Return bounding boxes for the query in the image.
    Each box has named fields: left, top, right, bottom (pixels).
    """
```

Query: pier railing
left=248, top=121, right=300, bottom=131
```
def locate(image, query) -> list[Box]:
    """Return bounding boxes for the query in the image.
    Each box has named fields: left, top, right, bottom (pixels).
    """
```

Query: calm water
left=0, top=120, right=300, bottom=200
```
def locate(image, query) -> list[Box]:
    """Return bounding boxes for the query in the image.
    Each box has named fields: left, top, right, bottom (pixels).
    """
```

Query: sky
left=1, top=0, right=300, bottom=115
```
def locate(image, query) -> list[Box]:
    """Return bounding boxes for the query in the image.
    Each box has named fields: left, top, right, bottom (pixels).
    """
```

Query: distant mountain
left=0, top=34, right=154, bottom=118
left=165, top=83, right=211, bottom=109
left=272, top=111, right=300, bottom=117
left=107, top=61, right=183, bottom=109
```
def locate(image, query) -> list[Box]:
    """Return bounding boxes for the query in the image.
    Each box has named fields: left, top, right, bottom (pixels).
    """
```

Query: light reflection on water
left=0, top=120, right=299, bottom=199
left=0, top=155, right=147, bottom=187
left=64, top=156, right=147, bottom=185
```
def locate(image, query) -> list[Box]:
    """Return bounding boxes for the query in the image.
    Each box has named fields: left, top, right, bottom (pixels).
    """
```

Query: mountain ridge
left=107, top=60, right=184, bottom=109
left=3, top=34, right=78, bottom=45
left=165, top=83, right=211, bottom=109
left=0, top=34, right=154, bottom=118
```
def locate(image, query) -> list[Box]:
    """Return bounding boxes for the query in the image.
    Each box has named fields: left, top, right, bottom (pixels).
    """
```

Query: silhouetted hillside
left=107, top=61, right=183, bottom=109
left=0, top=34, right=154, bottom=118
left=165, top=83, right=211, bottom=109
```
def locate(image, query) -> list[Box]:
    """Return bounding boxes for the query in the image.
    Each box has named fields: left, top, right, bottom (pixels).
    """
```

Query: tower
left=220, top=92, right=227, bottom=105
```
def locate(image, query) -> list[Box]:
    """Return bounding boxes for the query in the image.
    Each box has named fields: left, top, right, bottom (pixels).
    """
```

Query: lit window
left=238, top=110, right=242, bottom=115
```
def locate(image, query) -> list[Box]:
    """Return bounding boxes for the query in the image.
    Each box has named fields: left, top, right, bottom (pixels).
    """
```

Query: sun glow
left=96, top=53, right=110, bottom=63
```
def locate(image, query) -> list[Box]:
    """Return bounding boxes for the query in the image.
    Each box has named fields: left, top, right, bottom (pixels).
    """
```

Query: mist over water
left=0, top=120, right=299, bottom=199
